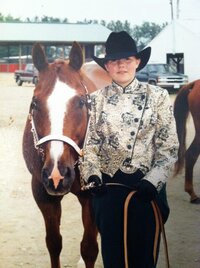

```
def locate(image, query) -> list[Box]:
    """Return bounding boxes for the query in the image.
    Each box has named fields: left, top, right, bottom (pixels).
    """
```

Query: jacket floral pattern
left=79, top=78, right=179, bottom=191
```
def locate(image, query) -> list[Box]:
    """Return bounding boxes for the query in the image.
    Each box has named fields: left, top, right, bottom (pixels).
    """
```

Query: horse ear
left=69, top=42, right=83, bottom=70
left=32, top=43, right=48, bottom=72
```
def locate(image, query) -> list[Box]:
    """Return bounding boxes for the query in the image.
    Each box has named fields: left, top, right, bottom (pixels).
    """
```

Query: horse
left=22, top=42, right=99, bottom=268
left=174, top=79, right=200, bottom=204
left=82, top=60, right=111, bottom=88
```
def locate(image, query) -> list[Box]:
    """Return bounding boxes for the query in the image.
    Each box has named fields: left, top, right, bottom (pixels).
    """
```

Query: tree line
left=0, top=13, right=167, bottom=49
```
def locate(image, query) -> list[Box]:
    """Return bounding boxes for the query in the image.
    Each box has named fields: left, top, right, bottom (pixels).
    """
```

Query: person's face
left=104, top=56, right=141, bottom=88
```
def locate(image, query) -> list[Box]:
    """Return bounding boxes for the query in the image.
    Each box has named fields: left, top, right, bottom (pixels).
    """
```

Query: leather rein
left=29, top=81, right=91, bottom=161
left=106, top=183, right=170, bottom=268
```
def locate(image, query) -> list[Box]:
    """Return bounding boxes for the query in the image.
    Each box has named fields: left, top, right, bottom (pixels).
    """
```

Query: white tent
left=147, top=19, right=200, bottom=81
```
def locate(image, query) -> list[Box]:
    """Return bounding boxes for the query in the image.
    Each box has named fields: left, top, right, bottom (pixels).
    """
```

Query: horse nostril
left=65, top=167, right=71, bottom=177
left=42, top=168, right=50, bottom=186
left=63, top=166, right=75, bottom=178
left=59, top=166, right=69, bottom=177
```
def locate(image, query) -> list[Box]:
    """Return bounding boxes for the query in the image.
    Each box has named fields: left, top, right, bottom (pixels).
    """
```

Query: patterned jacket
left=79, top=78, right=179, bottom=191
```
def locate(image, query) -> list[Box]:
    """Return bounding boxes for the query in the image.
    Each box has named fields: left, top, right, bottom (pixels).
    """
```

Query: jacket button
left=124, top=157, right=131, bottom=163
left=130, top=131, right=135, bottom=136
left=127, top=145, right=132, bottom=149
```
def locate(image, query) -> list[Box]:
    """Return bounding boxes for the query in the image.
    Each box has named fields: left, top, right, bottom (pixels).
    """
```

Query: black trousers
left=92, top=170, right=169, bottom=268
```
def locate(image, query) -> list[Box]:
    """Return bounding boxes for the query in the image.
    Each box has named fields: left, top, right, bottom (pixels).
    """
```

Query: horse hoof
left=190, top=197, right=200, bottom=204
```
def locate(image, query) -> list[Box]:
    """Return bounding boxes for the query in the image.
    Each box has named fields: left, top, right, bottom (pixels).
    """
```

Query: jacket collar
left=111, top=78, right=146, bottom=94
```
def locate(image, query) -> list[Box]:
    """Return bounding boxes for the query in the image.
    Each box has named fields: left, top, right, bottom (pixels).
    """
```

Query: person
left=79, top=31, right=179, bottom=268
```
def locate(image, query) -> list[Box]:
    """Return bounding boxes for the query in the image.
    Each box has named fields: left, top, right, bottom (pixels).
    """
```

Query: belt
left=102, top=169, right=144, bottom=188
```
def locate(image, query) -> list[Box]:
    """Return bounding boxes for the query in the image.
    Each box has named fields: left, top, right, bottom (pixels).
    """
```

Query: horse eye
left=31, top=98, right=38, bottom=110
left=79, top=97, right=86, bottom=107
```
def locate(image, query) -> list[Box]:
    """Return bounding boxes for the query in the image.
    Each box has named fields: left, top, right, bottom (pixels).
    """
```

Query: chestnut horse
left=174, top=80, right=200, bottom=204
left=82, top=60, right=111, bottom=88
left=23, top=42, right=99, bottom=268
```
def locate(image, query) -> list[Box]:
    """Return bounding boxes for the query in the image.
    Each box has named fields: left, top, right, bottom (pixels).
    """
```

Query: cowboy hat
left=93, top=31, right=151, bottom=72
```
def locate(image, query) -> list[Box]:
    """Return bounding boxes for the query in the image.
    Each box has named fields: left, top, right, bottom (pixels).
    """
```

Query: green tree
left=5, top=15, right=21, bottom=22
left=0, top=14, right=21, bottom=22
left=0, top=13, right=166, bottom=48
left=0, top=13, right=4, bottom=22
left=102, top=20, right=165, bottom=48
left=33, top=16, right=40, bottom=22
left=40, top=16, right=61, bottom=23
left=63, top=18, right=69, bottom=23
left=132, top=22, right=167, bottom=49
left=106, top=20, right=132, bottom=34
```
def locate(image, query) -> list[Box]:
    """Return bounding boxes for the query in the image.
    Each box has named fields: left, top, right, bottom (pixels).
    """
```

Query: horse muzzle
left=41, top=165, right=75, bottom=196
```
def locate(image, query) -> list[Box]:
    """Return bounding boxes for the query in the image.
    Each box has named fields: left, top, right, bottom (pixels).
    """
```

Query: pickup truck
left=136, top=63, right=188, bottom=92
left=14, top=63, right=38, bottom=86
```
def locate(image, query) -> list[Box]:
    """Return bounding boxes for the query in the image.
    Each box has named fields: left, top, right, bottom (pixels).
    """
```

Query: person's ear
left=104, top=62, right=109, bottom=72
left=136, top=58, right=141, bottom=69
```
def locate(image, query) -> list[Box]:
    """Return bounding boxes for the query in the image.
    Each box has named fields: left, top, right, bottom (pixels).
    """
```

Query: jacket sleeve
left=79, top=93, right=102, bottom=183
left=143, top=89, right=179, bottom=192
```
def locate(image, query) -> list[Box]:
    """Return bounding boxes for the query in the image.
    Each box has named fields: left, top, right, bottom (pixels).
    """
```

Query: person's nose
left=118, top=59, right=126, bottom=66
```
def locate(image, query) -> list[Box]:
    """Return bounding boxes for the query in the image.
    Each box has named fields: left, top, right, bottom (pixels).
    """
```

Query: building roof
left=0, top=22, right=111, bottom=44
left=177, top=19, right=200, bottom=37
left=147, top=19, right=200, bottom=48
left=146, top=19, right=200, bottom=81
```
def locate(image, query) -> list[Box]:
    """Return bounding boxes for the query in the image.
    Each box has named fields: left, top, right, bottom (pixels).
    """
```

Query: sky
left=1, top=0, right=200, bottom=26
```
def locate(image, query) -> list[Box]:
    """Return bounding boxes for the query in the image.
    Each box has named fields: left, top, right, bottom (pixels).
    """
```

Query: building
left=147, top=19, right=200, bottom=81
left=0, top=22, right=111, bottom=72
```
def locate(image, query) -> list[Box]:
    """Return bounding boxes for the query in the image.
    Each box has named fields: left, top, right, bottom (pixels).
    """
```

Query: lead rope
left=154, top=201, right=170, bottom=268
left=151, top=201, right=161, bottom=264
left=123, top=191, right=170, bottom=268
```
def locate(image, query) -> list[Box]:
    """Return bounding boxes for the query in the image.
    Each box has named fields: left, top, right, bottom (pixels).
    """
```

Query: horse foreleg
left=43, top=202, right=62, bottom=268
left=185, top=138, right=200, bottom=203
left=32, top=178, right=63, bottom=268
left=78, top=195, right=99, bottom=268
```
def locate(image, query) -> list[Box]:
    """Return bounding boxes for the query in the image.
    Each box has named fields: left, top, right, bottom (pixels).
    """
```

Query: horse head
left=23, top=42, right=97, bottom=196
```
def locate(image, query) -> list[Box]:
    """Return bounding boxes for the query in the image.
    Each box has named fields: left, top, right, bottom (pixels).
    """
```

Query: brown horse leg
left=185, top=138, right=200, bottom=203
left=32, top=177, right=63, bottom=268
left=78, top=195, right=99, bottom=268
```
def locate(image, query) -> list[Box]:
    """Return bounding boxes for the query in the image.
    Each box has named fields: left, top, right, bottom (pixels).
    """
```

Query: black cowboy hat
left=93, top=31, right=151, bottom=72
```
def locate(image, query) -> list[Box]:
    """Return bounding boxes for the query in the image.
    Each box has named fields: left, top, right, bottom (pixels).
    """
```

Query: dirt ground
left=0, top=73, right=200, bottom=268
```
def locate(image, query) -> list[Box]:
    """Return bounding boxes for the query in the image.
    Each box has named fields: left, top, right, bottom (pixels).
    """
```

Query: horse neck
left=81, top=72, right=97, bottom=94
left=82, top=63, right=111, bottom=90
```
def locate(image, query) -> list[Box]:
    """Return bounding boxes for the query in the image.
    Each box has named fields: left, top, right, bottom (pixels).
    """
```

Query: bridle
left=29, top=81, right=91, bottom=161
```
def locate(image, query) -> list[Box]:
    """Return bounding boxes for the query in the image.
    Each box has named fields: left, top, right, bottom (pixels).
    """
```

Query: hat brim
left=92, top=47, right=151, bottom=72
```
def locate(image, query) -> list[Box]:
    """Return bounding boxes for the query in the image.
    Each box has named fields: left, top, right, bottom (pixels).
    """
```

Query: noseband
left=29, top=82, right=91, bottom=160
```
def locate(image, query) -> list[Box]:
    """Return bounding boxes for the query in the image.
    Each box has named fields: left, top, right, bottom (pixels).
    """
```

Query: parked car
left=136, top=63, right=188, bottom=92
left=14, top=63, right=38, bottom=86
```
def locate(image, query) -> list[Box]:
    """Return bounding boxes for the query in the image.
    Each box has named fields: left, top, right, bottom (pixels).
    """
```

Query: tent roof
left=0, top=22, right=111, bottom=44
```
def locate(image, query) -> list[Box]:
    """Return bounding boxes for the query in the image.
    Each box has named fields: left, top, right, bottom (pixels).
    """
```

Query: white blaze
left=47, top=79, right=76, bottom=163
